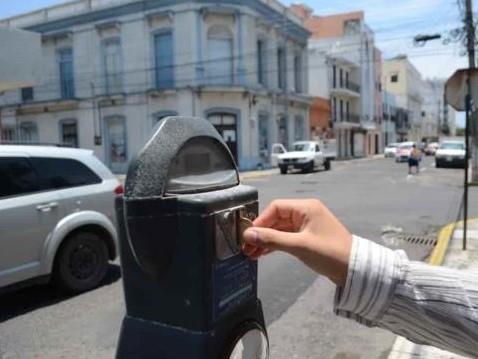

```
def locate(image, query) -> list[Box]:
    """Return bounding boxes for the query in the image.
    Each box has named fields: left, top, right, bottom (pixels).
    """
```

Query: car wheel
left=306, top=161, right=314, bottom=173
left=324, top=159, right=331, bottom=171
left=54, top=232, right=109, bottom=293
left=435, top=161, right=440, bottom=168
left=280, top=166, right=288, bottom=175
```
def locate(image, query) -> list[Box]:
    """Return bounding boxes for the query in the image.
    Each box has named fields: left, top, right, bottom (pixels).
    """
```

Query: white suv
left=0, top=146, right=121, bottom=293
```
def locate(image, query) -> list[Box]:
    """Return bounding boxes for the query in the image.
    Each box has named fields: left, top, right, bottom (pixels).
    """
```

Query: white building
left=290, top=7, right=381, bottom=158
left=0, top=0, right=311, bottom=172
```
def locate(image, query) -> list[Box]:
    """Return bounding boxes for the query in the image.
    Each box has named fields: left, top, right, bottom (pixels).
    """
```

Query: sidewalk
left=387, top=219, right=478, bottom=359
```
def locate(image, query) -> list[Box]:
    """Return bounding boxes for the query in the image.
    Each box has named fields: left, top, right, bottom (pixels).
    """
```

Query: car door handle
left=36, top=202, right=59, bottom=212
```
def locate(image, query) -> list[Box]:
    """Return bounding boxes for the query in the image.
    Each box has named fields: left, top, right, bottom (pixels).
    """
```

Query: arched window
left=207, top=25, right=233, bottom=85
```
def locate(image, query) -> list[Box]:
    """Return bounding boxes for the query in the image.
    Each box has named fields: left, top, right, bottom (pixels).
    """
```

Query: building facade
left=290, top=5, right=382, bottom=158
left=382, top=55, right=424, bottom=143
left=0, top=0, right=311, bottom=172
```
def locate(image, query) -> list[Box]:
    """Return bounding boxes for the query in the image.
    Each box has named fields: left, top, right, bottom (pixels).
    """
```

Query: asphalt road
left=1, top=156, right=476, bottom=359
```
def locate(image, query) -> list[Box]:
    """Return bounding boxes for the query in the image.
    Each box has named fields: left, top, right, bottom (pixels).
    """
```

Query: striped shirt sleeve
left=334, top=235, right=478, bottom=358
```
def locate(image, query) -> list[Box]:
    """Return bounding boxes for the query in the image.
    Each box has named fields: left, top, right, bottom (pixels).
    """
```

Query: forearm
left=334, top=236, right=478, bottom=358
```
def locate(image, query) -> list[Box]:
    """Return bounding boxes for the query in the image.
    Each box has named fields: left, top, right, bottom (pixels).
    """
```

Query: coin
left=238, top=216, right=253, bottom=246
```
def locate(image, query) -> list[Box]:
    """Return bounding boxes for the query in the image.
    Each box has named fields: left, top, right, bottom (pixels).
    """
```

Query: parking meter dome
left=125, top=116, right=239, bottom=199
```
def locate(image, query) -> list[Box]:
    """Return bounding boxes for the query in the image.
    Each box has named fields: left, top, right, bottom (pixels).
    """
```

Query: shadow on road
left=0, top=264, right=121, bottom=323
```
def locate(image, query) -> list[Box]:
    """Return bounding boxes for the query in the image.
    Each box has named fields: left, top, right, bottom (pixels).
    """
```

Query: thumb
left=243, top=227, right=302, bottom=253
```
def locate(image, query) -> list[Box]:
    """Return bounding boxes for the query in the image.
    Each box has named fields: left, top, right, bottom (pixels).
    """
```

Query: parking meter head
left=124, top=117, right=239, bottom=277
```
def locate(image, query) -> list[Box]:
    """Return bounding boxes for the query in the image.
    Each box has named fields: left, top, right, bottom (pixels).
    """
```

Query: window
left=154, top=31, right=174, bottom=89
left=340, top=100, right=344, bottom=121
left=346, top=101, right=350, bottom=120
left=332, top=65, right=337, bottom=87
left=391, top=74, right=399, bottom=83
left=1, top=127, right=16, bottom=143
left=58, top=48, right=75, bottom=99
left=21, top=87, right=34, bottom=103
left=339, top=68, right=344, bottom=87
left=19, top=122, right=38, bottom=143
left=0, top=157, right=39, bottom=198
left=333, top=97, right=337, bottom=121
left=345, top=72, right=349, bottom=88
left=294, top=116, right=304, bottom=141
left=103, top=38, right=122, bottom=94
left=30, top=158, right=101, bottom=190
left=294, top=54, right=302, bottom=93
left=344, top=19, right=360, bottom=35
left=105, top=116, right=127, bottom=170
left=207, top=26, right=233, bottom=85
left=277, top=47, right=286, bottom=89
left=60, top=120, right=78, bottom=147
left=257, top=39, right=266, bottom=86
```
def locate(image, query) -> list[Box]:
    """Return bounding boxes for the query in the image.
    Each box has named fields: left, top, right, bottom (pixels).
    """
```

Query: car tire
left=54, top=232, right=109, bottom=294
left=324, top=159, right=331, bottom=171
left=280, top=166, right=288, bottom=175
left=306, top=161, right=314, bottom=173
left=435, top=161, right=440, bottom=168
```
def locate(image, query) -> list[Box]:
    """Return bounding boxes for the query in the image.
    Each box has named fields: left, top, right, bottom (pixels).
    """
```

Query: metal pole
left=465, top=0, right=476, bottom=70
left=464, top=90, right=471, bottom=250
left=464, top=0, right=475, bottom=248
left=464, top=0, right=478, bottom=185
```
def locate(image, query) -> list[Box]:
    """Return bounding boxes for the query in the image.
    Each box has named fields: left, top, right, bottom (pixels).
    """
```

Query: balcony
left=330, top=81, right=361, bottom=98
left=333, top=113, right=361, bottom=127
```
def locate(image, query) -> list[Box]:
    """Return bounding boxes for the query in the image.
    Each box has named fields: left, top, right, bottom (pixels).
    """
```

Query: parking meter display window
left=166, top=137, right=238, bottom=195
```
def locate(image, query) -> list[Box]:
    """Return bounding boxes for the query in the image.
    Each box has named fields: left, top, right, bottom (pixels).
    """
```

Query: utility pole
left=464, top=0, right=475, bottom=248
left=465, top=0, right=478, bottom=185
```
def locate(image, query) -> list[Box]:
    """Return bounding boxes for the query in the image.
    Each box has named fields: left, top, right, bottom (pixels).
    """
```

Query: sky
left=0, top=0, right=473, bottom=126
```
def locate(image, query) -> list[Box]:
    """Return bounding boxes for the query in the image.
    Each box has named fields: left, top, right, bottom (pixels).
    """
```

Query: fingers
left=253, top=199, right=321, bottom=232
left=243, top=227, right=302, bottom=253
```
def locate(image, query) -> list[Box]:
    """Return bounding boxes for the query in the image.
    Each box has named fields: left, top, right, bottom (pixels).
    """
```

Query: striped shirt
left=334, top=236, right=478, bottom=358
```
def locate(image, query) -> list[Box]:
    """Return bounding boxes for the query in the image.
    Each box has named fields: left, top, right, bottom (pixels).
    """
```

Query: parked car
left=0, top=145, right=121, bottom=293
left=384, top=143, right=400, bottom=158
left=435, top=141, right=466, bottom=168
left=270, top=143, right=287, bottom=167
left=395, top=142, right=420, bottom=162
left=278, top=141, right=332, bottom=174
left=425, top=142, right=440, bottom=156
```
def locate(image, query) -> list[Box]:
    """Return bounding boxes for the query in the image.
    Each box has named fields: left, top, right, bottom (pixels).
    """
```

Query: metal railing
left=333, top=81, right=361, bottom=93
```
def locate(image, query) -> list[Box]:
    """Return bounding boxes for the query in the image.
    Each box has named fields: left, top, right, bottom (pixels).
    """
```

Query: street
left=1, top=156, right=477, bottom=359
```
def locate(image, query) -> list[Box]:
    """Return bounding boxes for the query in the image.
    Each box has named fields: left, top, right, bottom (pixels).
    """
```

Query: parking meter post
left=115, top=117, right=268, bottom=359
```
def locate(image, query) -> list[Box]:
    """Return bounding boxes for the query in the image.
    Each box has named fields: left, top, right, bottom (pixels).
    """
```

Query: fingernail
left=246, top=229, right=259, bottom=244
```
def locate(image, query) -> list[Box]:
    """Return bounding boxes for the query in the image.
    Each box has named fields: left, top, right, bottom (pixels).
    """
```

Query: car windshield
left=400, top=145, right=412, bottom=150
left=292, top=143, right=313, bottom=152
left=440, top=143, right=464, bottom=150
left=387, top=144, right=398, bottom=148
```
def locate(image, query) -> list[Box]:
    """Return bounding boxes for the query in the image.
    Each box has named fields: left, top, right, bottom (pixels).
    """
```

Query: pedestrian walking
left=242, top=199, right=478, bottom=358
left=408, top=144, right=420, bottom=175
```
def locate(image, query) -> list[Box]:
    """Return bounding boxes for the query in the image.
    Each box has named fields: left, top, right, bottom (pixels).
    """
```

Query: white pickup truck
left=277, top=140, right=334, bottom=174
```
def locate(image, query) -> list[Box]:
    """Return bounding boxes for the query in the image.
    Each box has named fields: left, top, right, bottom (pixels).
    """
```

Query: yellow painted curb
left=428, top=217, right=478, bottom=266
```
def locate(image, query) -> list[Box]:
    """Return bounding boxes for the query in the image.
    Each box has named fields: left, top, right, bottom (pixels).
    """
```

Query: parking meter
left=116, top=117, right=268, bottom=359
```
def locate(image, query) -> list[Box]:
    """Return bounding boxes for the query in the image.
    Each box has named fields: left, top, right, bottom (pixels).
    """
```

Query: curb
left=388, top=217, right=478, bottom=358
left=428, top=222, right=457, bottom=266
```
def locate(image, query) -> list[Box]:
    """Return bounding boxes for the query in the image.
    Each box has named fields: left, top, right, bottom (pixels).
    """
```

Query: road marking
left=421, top=167, right=427, bottom=172
left=305, top=173, right=313, bottom=177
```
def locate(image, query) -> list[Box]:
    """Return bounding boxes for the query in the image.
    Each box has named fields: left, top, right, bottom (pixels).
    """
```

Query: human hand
left=242, top=199, right=352, bottom=287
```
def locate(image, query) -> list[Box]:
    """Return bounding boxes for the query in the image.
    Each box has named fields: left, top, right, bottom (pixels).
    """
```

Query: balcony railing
left=333, top=113, right=361, bottom=123
left=332, top=81, right=361, bottom=94
left=346, top=113, right=361, bottom=123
